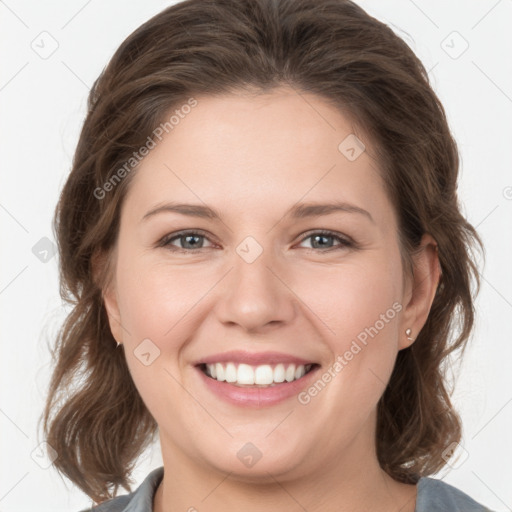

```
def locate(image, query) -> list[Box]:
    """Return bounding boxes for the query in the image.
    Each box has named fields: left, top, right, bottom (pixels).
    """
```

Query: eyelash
left=157, top=229, right=355, bottom=254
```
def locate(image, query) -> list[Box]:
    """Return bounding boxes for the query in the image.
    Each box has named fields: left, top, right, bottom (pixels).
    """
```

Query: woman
left=42, top=0, right=492, bottom=510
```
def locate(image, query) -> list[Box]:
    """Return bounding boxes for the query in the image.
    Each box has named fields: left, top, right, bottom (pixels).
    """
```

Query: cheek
left=114, top=254, right=211, bottom=414
left=291, top=251, right=403, bottom=348
left=115, top=249, right=212, bottom=343
left=292, top=251, right=403, bottom=407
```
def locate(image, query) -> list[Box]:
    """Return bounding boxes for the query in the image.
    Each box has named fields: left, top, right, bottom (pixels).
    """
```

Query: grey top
left=80, top=466, right=494, bottom=512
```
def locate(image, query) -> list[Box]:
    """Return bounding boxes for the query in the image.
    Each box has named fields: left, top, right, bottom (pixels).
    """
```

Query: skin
left=102, top=87, right=440, bottom=512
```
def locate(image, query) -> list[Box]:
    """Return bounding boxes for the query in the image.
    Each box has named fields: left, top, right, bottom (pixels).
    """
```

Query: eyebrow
left=141, top=201, right=374, bottom=223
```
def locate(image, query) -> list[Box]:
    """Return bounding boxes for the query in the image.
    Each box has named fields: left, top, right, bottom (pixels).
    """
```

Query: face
left=103, top=87, right=423, bottom=481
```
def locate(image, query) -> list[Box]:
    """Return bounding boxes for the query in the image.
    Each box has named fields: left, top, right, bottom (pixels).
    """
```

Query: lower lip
left=195, top=365, right=320, bottom=407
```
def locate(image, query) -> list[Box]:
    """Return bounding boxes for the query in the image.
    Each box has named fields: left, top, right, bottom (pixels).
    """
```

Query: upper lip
left=194, top=350, right=317, bottom=366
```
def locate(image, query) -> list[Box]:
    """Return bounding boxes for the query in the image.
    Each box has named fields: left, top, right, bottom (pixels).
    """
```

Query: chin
left=197, top=437, right=308, bottom=482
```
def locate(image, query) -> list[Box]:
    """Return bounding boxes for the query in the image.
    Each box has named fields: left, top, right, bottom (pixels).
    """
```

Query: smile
left=200, top=362, right=317, bottom=387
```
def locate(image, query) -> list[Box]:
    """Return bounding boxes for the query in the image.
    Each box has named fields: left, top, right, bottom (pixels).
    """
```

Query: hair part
left=42, top=0, right=483, bottom=503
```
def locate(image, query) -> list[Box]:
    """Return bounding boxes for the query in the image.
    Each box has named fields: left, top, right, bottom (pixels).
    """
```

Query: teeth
left=295, top=365, right=306, bottom=379
left=255, top=364, right=273, bottom=385
left=285, top=364, right=296, bottom=382
left=237, top=363, right=255, bottom=384
left=225, top=362, right=237, bottom=383
left=215, top=363, right=225, bottom=382
left=274, top=363, right=285, bottom=383
left=204, top=362, right=313, bottom=386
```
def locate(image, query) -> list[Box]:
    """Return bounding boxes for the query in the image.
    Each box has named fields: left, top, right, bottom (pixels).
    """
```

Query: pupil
left=313, top=235, right=332, bottom=248
left=184, top=235, right=201, bottom=248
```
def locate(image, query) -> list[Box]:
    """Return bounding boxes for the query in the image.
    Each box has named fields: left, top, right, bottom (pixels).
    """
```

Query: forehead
left=122, top=88, right=394, bottom=231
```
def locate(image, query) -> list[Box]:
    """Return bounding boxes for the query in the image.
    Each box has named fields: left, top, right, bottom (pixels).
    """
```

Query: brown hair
left=42, top=0, right=483, bottom=503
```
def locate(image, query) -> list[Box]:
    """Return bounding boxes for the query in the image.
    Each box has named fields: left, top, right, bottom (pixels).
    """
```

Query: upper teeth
left=205, top=363, right=312, bottom=386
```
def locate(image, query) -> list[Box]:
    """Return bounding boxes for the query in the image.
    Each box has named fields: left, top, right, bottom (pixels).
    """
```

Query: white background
left=1, top=0, right=511, bottom=510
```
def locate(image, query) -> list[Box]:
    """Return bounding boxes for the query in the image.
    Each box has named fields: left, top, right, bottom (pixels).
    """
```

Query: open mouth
left=197, top=362, right=320, bottom=388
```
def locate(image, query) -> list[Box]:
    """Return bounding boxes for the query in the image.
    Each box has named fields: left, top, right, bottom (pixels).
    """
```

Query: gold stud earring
left=405, top=328, right=414, bottom=341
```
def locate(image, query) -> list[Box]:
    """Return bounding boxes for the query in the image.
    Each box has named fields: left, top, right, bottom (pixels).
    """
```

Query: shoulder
left=416, top=477, right=495, bottom=512
left=77, top=467, right=164, bottom=512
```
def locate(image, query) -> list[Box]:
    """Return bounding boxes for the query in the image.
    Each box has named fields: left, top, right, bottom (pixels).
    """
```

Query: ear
left=103, top=282, right=124, bottom=345
left=399, top=233, right=441, bottom=350
left=92, top=249, right=124, bottom=345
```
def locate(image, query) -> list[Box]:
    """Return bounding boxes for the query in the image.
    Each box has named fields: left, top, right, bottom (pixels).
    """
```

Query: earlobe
left=399, top=234, right=441, bottom=350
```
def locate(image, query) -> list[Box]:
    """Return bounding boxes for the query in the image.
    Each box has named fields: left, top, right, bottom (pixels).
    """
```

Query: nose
left=214, top=244, right=297, bottom=333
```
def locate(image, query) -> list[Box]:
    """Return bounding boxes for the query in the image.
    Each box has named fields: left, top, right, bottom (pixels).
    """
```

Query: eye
left=158, top=230, right=214, bottom=252
left=297, top=230, right=354, bottom=251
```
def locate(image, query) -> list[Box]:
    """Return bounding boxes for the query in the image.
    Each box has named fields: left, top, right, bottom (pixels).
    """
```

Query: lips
left=192, top=350, right=320, bottom=406
left=195, top=360, right=321, bottom=407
